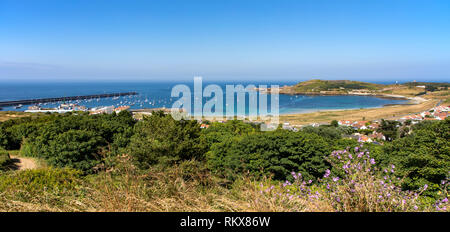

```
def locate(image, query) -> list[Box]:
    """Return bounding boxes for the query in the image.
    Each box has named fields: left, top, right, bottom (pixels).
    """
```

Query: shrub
left=201, top=120, right=258, bottom=148
left=378, top=118, right=450, bottom=195
left=259, top=144, right=449, bottom=212
left=0, top=148, right=11, bottom=170
left=207, top=130, right=332, bottom=181
left=0, top=168, right=82, bottom=194
left=377, top=119, right=401, bottom=141
left=15, top=113, right=136, bottom=172
left=22, top=130, right=105, bottom=172
left=302, top=125, right=341, bottom=140
left=128, top=112, right=207, bottom=168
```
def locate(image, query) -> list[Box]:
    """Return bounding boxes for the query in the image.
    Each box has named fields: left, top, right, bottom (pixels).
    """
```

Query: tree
left=128, top=111, right=207, bottom=168
left=331, top=120, right=339, bottom=127
left=425, top=85, right=437, bottom=92
left=377, top=119, right=401, bottom=141
left=201, top=120, right=257, bottom=148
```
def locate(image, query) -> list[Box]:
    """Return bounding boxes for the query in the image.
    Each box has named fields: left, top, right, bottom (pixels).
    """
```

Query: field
left=0, top=112, right=33, bottom=122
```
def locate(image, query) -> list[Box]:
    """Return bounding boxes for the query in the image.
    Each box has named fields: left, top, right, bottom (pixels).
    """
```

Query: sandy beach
left=279, top=97, right=439, bottom=126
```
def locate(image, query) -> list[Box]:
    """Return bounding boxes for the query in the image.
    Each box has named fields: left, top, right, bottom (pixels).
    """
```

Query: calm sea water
left=0, top=81, right=409, bottom=115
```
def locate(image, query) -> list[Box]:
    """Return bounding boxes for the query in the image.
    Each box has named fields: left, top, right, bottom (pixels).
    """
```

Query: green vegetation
left=15, top=111, right=135, bottom=173
left=404, top=82, right=450, bottom=91
left=293, top=79, right=383, bottom=92
left=0, top=148, right=11, bottom=170
left=0, top=168, right=81, bottom=194
left=376, top=119, right=450, bottom=197
left=207, top=130, right=331, bottom=181
left=0, top=111, right=448, bottom=211
left=377, top=119, right=401, bottom=141
left=302, top=124, right=355, bottom=140
left=128, top=112, right=207, bottom=168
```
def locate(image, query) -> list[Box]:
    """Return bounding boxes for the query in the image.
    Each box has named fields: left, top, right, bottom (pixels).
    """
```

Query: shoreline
left=275, top=93, right=425, bottom=116
left=279, top=97, right=438, bottom=126
left=0, top=90, right=437, bottom=125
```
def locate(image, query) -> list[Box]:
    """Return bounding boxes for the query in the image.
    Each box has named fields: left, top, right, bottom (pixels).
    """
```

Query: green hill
left=292, top=79, right=384, bottom=92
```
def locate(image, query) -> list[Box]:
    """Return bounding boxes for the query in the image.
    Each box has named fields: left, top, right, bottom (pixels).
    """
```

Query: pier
left=0, top=92, right=138, bottom=107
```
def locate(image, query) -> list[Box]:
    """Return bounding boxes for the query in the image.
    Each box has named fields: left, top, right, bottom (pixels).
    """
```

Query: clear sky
left=0, top=0, right=449, bottom=82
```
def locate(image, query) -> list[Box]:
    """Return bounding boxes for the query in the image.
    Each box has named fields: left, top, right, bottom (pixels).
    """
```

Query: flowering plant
left=259, top=144, right=449, bottom=212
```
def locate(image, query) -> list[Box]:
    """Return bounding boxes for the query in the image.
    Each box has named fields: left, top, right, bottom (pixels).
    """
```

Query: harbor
left=0, top=92, right=138, bottom=108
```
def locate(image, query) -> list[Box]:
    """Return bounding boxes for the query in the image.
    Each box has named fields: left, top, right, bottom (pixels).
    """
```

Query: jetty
left=0, top=92, right=138, bottom=107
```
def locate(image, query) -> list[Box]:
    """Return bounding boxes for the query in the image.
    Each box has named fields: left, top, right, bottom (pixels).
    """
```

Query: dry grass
left=0, top=111, right=33, bottom=122
left=425, top=90, right=450, bottom=102
left=80, top=157, right=316, bottom=212
left=1, top=155, right=445, bottom=212
left=380, top=86, right=424, bottom=97
left=0, top=157, right=320, bottom=212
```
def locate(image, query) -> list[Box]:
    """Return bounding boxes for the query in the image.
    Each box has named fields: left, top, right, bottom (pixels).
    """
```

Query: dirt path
left=10, top=156, right=37, bottom=170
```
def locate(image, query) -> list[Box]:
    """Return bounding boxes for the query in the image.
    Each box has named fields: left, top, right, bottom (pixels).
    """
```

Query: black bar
left=0, top=212, right=446, bottom=231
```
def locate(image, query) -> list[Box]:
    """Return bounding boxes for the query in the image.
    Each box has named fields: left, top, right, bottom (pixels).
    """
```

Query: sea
left=0, top=80, right=410, bottom=115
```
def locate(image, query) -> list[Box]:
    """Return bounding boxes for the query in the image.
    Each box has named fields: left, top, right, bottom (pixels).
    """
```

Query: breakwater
left=0, top=92, right=138, bottom=107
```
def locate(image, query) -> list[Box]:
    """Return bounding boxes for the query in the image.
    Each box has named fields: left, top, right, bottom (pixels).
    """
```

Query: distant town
left=25, top=103, right=131, bottom=115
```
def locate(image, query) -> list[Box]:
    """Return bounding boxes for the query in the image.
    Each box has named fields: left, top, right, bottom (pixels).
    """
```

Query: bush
left=0, top=168, right=82, bottom=194
left=302, top=125, right=355, bottom=141
left=201, top=120, right=258, bottom=148
left=22, top=130, right=105, bottom=172
left=302, top=126, right=342, bottom=140
left=0, top=148, right=11, bottom=170
left=377, top=119, right=401, bottom=141
left=207, top=130, right=332, bottom=181
left=378, top=118, right=450, bottom=195
left=259, top=144, right=449, bottom=212
left=13, top=112, right=136, bottom=173
left=128, top=112, right=207, bottom=168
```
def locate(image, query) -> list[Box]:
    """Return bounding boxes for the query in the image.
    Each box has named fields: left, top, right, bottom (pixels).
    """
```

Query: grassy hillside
left=403, top=82, right=450, bottom=88
left=292, top=79, right=383, bottom=92
left=0, top=112, right=448, bottom=212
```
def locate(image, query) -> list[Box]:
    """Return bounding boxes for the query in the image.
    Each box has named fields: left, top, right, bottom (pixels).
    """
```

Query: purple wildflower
left=323, top=169, right=331, bottom=178
left=292, top=171, right=298, bottom=179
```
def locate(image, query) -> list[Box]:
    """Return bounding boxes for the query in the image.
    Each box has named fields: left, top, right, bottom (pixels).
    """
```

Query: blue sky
left=0, top=0, right=449, bottom=82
